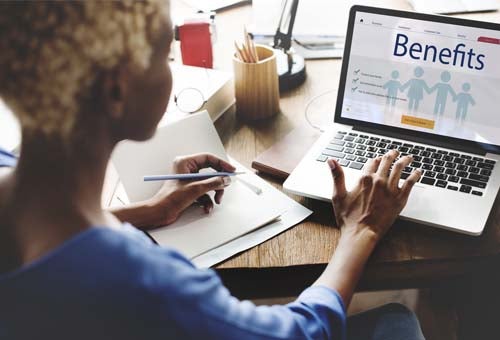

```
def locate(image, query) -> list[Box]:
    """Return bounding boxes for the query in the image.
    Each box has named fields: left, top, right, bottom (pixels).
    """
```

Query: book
left=160, top=63, right=235, bottom=126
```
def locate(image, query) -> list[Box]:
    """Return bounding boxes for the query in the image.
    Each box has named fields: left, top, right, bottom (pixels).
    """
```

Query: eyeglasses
left=174, top=87, right=207, bottom=114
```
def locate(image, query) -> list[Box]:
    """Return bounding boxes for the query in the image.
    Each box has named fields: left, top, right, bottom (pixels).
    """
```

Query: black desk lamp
left=273, top=0, right=306, bottom=91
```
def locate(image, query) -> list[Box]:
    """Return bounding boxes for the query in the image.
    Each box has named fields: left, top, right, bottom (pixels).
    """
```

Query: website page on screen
left=341, top=11, right=500, bottom=146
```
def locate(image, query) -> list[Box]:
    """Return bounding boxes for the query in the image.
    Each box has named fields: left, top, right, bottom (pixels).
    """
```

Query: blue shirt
left=0, top=148, right=346, bottom=339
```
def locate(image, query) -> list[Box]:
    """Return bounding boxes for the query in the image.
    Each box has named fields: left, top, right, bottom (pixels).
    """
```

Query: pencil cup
left=233, top=45, right=280, bottom=121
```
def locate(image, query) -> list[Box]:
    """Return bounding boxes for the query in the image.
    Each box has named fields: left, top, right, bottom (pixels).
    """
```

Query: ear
left=102, top=65, right=129, bottom=120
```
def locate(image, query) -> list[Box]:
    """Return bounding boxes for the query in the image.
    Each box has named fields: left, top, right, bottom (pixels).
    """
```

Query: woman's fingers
left=214, top=189, right=224, bottom=204
left=400, top=169, right=422, bottom=199
left=388, top=155, right=413, bottom=189
left=197, top=194, right=214, bottom=213
left=364, top=156, right=381, bottom=174
left=192, top=153, right=235, bottom=172
left=376, top=149, right=399, bottom=177
left=328, top=159, right=347, bottom=202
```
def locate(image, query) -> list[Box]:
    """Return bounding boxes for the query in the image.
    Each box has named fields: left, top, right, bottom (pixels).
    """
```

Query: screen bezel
left=334, top=5, right=500, bottom=154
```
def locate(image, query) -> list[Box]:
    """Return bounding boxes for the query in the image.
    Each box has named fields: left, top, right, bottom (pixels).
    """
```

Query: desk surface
left=115, top=0, right=500, bottom=298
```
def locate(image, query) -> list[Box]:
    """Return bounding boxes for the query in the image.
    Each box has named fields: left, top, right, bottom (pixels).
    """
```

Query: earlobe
left=103, top=67, right=128, bottom=120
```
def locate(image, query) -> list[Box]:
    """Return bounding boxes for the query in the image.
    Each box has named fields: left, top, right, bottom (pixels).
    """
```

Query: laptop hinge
left=353, top=125, right=487, bottom=156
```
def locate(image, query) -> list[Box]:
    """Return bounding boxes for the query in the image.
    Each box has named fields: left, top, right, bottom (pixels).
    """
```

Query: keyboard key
left=465, top=160, right=477, bottom=167
left=449, top=176, right=459, bottom=183
left=404, top=166, right=413, bottom=172
left=460, top=185, right=472, bottom=193
left=461, top=155, right=472, bottom=160
left=404, top=143, right=414, bottom=148
left=485, top=159, right=496, bottom=164
left=448, top=152, right=459, bottom=157
left=447, top=185, right=458, bottom=191
left=360, top=135, right=369, bottom=138
left=456, top=165, right=468, bottom=171
left=437, top=150, right=448, bottom=154
left=349, top=162, right=364, bottom=170
left=477, top=162, right=494, bottom=170
left=473, top=157, right=483, bottom=161
left=366, top=152, right=376, bottom=158
left=411, top=161, right=422, bottom=168
left=426, top=147, right=436, bottom=152
left=366, top=140, right=377, bottom=146
left=436, top=180, right=447, bottom=188
left=355, top=150, right=366, bottom=156
left=422, top=157, right=432, bottom=164
left=400, top=172, right=411, bottom=179
left=346, top=155, right=356, bottom=161
left=472, top=190, right=483, bottom=196
left=414, top=145, right=425, bottom=150
left=436, top=173, right=447, bottom=180
left=460, top=178, right=487, bottom=189
left=346, top=142, right=355, bottom=148
left=445, top=162, right=456, bottom=169
left=413, top=155, right=422, bottom=162
left=480, top=169, right=492, bottom=176
left=381, top=139, right=391, bottom=143
left=409, top=149, right=420, bottom=155
left=348, top=132, right=358, bottom=136
left=330, top=140, right=345, bottom=146
left=469, top=174, right=489, bottom=182
left=317, top=155, right=328, bottom=162
left=344, top=148, right=355, bottom=154
left=457, top=171, right=468, bottom=178
left=445, top=169, right=456, bottom=176
left=431, top=153, right=442, bottom=160
left=454, top=158, right=465, bottom=165
left=387, top=144, right=399, bottom=150
left=378, top=149, right=387, bottom=154
left=356, top=138, right=366, bottom=144
left=421, top=151, right=431, bottom=157
left=469, top=167, right=480, bottom=174
left=391, top=141, right=402, bottom=145
left=357, top=157, right=368, bottom=163
left=425, top=171, right=436, bottom=178
left=367, top=146, right=378, bottom=152
left=344, top=136, right=355, bottom=142
left=356, top=145, right=367, bottom=151
left=326, top=144, right=344, bottom=152
left=369, top=136, right=380, bottom=141
left=399, top=147, right=409, bottom=153
left=376, top=142, right=387, bottom=148
left=339, top=159, right=350, bottom=167
left=334, top=134, right=344, bottom=139
left=323, top=150, right=345, bottom=158
left=422, top=164, right=433, bottom=170
left=434, top=166, right=445, bottom=173
left=337, top=131, right=347, bottom=134
left=421, top=177, right=436, bottom=185
left=443, top=155, right=453, bottom=162
left=433, top=160, right=445, bottom=166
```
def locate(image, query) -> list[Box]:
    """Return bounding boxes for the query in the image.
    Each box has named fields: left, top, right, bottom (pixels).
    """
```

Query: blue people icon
left=454, top=83, right=475, bottom=124
left=383, top=70, right=402, bottom=106
left=401, top=67, right=431, bottom=112
left=429, top=71, right=456, bottom=117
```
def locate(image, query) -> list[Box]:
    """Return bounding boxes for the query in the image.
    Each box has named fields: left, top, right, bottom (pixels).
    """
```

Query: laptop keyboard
left=316, top=131, right=496, bottom=196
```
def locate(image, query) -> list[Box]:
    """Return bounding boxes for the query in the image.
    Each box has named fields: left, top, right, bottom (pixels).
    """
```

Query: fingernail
left=328, top=159, right=336, bottom=170
left=223, top=176, right=231, bottom=186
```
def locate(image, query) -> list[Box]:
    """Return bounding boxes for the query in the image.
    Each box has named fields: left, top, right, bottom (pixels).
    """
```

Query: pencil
left=143, top=172, right=246, bottom=182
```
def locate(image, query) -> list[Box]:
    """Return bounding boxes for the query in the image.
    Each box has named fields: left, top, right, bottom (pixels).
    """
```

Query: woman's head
left=0, top=0, right=173, bottom=143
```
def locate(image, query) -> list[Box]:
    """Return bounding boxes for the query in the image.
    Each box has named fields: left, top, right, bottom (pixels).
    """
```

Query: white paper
left=192, top=158, right=312, bottom=268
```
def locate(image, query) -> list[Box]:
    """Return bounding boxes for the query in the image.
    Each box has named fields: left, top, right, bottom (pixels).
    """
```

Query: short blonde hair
left=0, top=0, right=170, bottom=137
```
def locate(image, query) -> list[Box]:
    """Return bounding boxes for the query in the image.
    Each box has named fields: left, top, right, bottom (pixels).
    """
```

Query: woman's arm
left=314, top=152, right=421, bottom=306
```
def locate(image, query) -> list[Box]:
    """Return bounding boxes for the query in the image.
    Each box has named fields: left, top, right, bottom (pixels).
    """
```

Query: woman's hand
left=313, top=150, right=421, bottom=306
left=110, top=153, right=235, bottom=230
left=330, top=149, right=421, bottom=241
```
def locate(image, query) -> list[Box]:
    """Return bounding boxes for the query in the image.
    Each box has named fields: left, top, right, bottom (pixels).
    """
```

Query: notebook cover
left=251, top=126, right=320, bottom=179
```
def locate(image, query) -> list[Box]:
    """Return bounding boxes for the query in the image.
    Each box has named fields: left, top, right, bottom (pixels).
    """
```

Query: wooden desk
left=136, top=1, right=500, bottom=298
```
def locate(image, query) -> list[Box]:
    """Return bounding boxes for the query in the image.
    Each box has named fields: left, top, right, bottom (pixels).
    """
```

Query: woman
left=0, top=1, right=424, bottom=339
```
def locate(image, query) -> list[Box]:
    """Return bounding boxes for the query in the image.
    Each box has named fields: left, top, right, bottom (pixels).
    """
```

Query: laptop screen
left=337, top=7, right=500, bottom=150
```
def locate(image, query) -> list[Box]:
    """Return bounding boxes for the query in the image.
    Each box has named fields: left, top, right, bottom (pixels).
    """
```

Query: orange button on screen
left=401, top=115, right=435, bottom=130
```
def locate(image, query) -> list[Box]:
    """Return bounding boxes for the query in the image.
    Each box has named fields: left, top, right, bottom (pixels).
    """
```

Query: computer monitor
left=335, top=6, right=500, bottom=153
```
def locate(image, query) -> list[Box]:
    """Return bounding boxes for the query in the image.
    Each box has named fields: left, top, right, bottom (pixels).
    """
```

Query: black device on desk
left=272, top=0, right=306, bottom=91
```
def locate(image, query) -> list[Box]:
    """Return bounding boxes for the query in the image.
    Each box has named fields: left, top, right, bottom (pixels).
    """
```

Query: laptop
left=284, top=5, right=500, bottom=235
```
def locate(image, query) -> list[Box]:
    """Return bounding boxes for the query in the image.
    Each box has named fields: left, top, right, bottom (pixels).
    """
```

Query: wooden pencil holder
left=233, top=45, right=280, bottom=121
